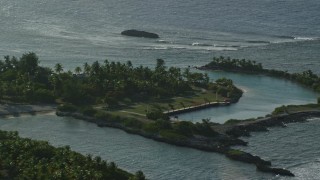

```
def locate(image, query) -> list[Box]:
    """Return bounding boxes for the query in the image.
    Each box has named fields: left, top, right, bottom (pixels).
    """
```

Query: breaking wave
left=275, top=35, right=319, bottom=41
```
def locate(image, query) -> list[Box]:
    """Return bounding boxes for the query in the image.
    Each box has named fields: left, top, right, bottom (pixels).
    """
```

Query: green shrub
left=109, top=114, right=123, bottom=123
left=194, top=121, right=218, bottom=137
left=31, top=142, right=55, bottom=159
left=94, top=111, right=111, bottom=121
left=173, top=121, right=194, bottom=137
left=57, top=104, right=78, bottom=112
left=159, top=130, right=188, bottom=141
left=0, top=69, right=17, bottom=81
left=287, top=104, right=320, bottom=109
left=32, top=89, right=55, bottom=103
left=123, top=98, right=132, bottom=104
left=155, top=120, right=172, bottom=130
left=132, top=171, right=146, bottom=180
left=272, top=105, right=286, bottom=115
left=80, top=106, right=97, bottom=116
left=123, top=118, right=143, bottom=129
left=142, top=123, right=159, bottom=134
left=146, top=108, right=169, bottom=120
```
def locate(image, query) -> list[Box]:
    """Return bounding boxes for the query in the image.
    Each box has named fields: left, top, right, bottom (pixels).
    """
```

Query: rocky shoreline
left=56, top=111, right=246, bottom=152
left=53, top=110, right=320, bottom=177
left=226, top=111, right=320, bottom=137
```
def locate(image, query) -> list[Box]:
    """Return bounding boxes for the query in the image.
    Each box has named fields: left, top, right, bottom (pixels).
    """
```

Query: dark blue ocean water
left=0, top=0, right=319, bottom=72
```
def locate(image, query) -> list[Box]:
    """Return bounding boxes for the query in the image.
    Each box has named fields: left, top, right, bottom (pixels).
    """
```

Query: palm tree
left=91, top=61, right=101, bottom=75
left=49, top=75, right=57, bottom=96
left=54, top=63, right=63, bottom=74
left=74, top=66, right=82, bottom=74
left=180, top=102, right=185, bottom=109
left=0, top=84, right=3, bottom=99
left=126, top=60, right=133, bottom=68
left=183, top=68, right=190, bottom=81
left=135, top=171, right=146, bottom=180
left=168, top=103, right=174, bottom=111
left=156, top=59, right=165, bottom=69
left=204, top=97, right=210, bottom=104
left=216, top=87, right=222, bottom=101
left=83, top=62, right=91, bottom=75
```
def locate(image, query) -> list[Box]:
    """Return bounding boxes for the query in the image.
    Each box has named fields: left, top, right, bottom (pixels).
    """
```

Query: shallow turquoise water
left=179, top=71, right=319, bottom=123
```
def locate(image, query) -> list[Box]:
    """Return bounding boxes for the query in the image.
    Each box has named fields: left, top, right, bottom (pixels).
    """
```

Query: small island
left=121, top=29, right=159, bottom=39
left=199, top=56, right=320, bottom=93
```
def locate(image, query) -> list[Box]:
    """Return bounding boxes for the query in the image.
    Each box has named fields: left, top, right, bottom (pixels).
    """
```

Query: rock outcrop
left=226, top=112, right=320, bottom=138
left=225, top=150, right=271, bottom=166
left=121, top=29, right=159, bottom=38
left=256, top=164, right=295, bottom=177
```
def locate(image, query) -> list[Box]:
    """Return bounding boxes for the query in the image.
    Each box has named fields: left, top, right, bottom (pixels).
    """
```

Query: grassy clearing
left=227, top=149, right=245, bottom=156
left=98, top=110, right=151, bottom=123
left=286, top=104, right=320, bottom=113
left=111, top=90, right=224, bottom=115
left=272, top=104, right=320, bottom=115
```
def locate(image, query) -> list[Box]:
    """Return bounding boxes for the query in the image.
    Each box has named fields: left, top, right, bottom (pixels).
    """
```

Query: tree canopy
left=0, top=53, right=212, bottom=105
left=0, top=130, right=144, bottom=179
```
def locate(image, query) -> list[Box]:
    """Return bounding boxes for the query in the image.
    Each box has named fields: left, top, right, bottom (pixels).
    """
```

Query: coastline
left=0, top=95, right=320, bottom=176
left=54, top=109, right=320, bottom=176
left=3, top=102, right=318, bottom=177
left=198, top=57, right=320, bottom=94
left=225, top=111, right=320, bottom=137
left=55, top=111, right=247, bottom=153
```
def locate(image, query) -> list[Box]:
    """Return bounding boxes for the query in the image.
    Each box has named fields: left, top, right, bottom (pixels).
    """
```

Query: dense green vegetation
left=0, top=53, right=245, bottom=177
left=144, top=119, right=219, bottom=139
left=0, top=53, right=241, bottom=106
left=58, top=104, right=219, bottom=140
left=0, top=53, right=54, bottom=103
left=0, top=53, right=242, bottom=118
left=203, top=56, right=320, bottom=92
left=2, top=53, right=243, bottom=179
left=54, top=72, right=240, bottom=140
left=205, top=56, right=263, bottom=72
left=0, top=130, right=144, bottom=180
left=114, top=77, right=242, bottom=119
